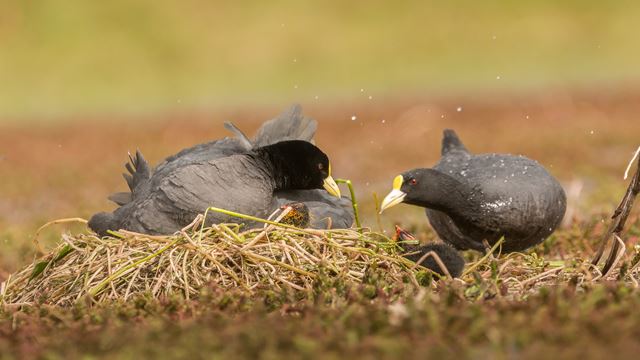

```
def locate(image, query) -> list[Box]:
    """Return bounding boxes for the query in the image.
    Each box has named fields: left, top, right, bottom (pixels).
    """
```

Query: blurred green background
left=2, top=0, right=640, bottom=120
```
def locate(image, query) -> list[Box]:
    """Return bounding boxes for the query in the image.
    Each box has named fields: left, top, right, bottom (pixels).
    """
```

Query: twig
left=32, top=218, right=88, bottom=254
left=411, top=251, right=452, bottom=279
left=624, top=146, right=640, bottom=180
left=592, top=149, right=640, bottom=276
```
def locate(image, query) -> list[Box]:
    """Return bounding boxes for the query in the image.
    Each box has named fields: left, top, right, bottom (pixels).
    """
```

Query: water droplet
left=314, top=95, right=319, bottom=100
left=293, top=58, right=297, bottom=63
left=381, top=119, right=386, bottom=124
left=441, top=114, right=445, bottom=119
left=496, top=75, right=501, bottom=80
left=525, top=115, right=530, bottom=119
left=492, top=35, right=497, bottom=40
left=589, top=130, right=594, bottom=135
left=293, top=84, right=298, bottom=89
left=368, top=95, right=373, bottom=100
left=360, top=88, right=365, bottom=93
left=351, top=115, right=357, bottom=121
left=456, top=106, right=463, bottom=112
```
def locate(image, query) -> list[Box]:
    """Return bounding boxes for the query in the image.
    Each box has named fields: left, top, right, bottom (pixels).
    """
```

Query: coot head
left=258, top=140, right=341, bottom=197
left=380, top=169, right=462, bottom=213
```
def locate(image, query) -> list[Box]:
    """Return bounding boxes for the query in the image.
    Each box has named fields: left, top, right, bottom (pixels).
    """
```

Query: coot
left=89, top=140, right=340, bottom=236
left=380, top=129, right=566, bottom=253
left=394, top=225, right=465, bottom=278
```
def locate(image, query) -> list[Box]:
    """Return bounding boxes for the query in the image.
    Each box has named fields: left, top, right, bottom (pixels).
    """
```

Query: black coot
left=381, top=129, right=566, bottom=253
left=89, top=106, right=350, bottom=236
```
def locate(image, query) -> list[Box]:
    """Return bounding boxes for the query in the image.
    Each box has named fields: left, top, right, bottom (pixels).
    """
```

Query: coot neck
left=408, top=170, right=482, bottom=221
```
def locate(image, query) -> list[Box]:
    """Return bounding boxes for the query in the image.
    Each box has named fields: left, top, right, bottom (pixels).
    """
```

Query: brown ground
left=1, top=87, right=640, bottom=274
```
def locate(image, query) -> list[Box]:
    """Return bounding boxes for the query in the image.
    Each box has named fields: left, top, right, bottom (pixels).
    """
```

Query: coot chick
left=277, top=202, right=311, bottom=228
left=273, top=190, right=353, bottom=229
left=381, top=129, right=566, bottom=253
left=89, top=140, right=341, bottom=236
left=394, top=225, right=464, bottom=278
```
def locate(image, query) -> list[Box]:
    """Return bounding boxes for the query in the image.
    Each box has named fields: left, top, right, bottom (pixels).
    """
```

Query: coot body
left=381, top=130, right=566, bottom=252
left=89, top=106, right=351, bottom=236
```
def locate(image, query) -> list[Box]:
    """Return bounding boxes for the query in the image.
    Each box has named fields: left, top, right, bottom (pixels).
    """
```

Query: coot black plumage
left=222, top=105, right=354, bottom=229
left=89, top=105, right=353, bottom=236
left=152, top=104, right=353, bottom=230
left=394, top=225, right=464, bottom=278
left=381, top=129, right=566, bottom=253
left=89, top=140, right=339, bottom=236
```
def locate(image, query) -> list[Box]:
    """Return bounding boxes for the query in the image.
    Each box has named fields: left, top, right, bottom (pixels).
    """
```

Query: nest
left=0, top=211, right=425, bottom=307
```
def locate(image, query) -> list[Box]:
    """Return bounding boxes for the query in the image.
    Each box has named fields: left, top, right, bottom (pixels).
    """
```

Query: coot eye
left=410, top=179, right=417, bottom=185
left=318, top=163, right=324, bottom=171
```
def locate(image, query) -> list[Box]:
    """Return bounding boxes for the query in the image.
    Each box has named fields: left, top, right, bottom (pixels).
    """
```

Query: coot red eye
left=410, top=179, right=417, bottom=185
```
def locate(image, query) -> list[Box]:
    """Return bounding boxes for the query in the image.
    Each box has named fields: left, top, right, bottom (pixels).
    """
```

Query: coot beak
left=323, top=176, right=341, bottom=198
left=380, top=175, right=406, bottom=213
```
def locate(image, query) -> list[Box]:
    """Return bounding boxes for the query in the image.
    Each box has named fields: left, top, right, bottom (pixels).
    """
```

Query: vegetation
left=2, top=215, right=640, bottom=358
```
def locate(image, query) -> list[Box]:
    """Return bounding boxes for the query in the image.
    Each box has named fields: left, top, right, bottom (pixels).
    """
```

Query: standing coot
left=380, top=129, right=566, bottom=253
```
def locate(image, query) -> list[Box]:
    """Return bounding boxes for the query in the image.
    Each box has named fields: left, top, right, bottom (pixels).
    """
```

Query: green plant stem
left=336, top=178, right=361, bottom=229
left=203, top=207, right=304, bottom=232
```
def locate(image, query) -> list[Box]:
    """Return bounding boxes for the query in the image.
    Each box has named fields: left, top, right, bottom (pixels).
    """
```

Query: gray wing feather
left=441, top=129, right=469, bottom=156
left=108, top=150, right=151, bottom=205
left=223, top=122, right=253, bottom=150
left=155, top=156, right=275, bottom=227
left=252, top=104, right=317, bottom=147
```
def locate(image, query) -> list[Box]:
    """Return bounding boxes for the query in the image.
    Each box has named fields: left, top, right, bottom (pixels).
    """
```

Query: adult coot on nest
left=89, top=106, right=352, bottom=236
left=380, top=129, right=566, bottom=253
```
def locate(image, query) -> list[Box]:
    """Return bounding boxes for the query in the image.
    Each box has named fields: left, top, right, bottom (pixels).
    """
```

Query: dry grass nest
left=4, top=198, right=640, bottom=307
left=0, top=208, right=436, bottom=307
